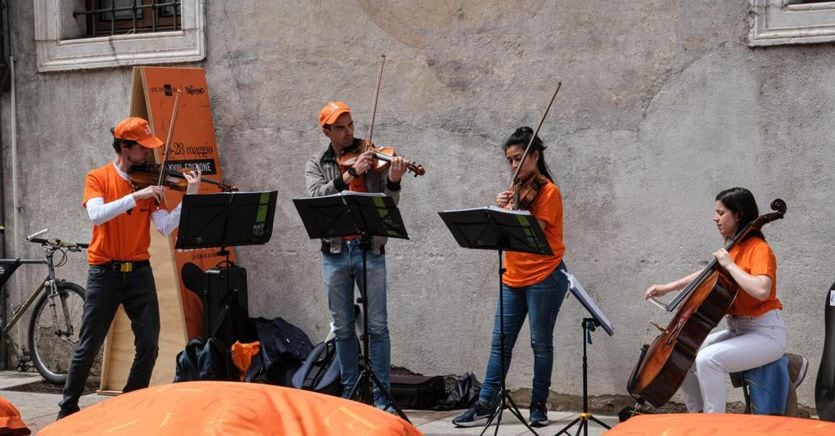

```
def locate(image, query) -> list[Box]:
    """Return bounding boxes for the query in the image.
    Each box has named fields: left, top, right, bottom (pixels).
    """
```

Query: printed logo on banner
left=164, top=84, right=173, bottom=96
left=165, top=159, right=217, bottom=175
left=171, top=142, right=215, bottom=158
left=185, top=86, right=205, bottom=95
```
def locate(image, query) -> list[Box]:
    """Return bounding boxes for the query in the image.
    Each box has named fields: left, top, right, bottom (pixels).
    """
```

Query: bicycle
left=0, top=228, right=88, bottom=384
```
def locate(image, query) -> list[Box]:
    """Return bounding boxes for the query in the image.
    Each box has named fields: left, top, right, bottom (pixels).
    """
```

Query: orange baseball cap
left=319, top=101, right=351, bottom=127
left=113, top=116, right=164, bottom=149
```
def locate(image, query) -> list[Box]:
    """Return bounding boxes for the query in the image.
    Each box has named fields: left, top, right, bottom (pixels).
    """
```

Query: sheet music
left=440, top=205, right=533, bottom=216
left=564, top=271, right=614, bottom=336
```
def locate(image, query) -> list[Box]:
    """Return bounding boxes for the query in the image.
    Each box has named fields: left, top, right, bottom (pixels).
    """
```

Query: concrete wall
left=3, top=1, right=833, bottom=411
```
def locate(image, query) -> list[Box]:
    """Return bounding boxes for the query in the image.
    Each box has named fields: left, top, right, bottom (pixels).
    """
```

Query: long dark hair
left=501, top=126, right=554, bottom=182
left=716, top=187, right=763, bottom=240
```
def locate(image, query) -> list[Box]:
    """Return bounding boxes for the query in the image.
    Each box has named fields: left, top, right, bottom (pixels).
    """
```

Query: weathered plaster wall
left=2, top=1, right=833, bottom=410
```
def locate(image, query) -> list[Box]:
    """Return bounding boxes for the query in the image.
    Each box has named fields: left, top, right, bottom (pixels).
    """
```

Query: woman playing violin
left=644, top=187, right=786, bottom=413
left=453, top=127, right=568, bottom=428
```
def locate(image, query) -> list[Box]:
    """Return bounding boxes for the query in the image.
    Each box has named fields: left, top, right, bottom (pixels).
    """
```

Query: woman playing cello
left=452, top=127, right=569, bottom=428
left=644, top=187, right=786, bottom=413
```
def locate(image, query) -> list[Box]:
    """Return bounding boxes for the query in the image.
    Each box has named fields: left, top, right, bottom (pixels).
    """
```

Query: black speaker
left=203, top=266, right=250, bottom=345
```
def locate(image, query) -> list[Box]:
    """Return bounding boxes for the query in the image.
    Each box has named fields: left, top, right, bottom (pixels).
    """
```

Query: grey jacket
left=304, top=138, right=401, bottom=255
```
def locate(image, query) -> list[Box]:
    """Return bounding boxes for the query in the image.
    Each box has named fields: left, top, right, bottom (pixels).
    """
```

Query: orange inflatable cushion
left=40, top=381, right=421, bottom=435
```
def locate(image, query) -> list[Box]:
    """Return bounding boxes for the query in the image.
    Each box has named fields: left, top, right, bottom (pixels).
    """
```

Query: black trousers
left=60, top=264, right=160, bottom=412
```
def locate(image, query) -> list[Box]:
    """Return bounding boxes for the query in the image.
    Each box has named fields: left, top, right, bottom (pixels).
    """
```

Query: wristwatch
left=347, top=167, right=358, bottom=177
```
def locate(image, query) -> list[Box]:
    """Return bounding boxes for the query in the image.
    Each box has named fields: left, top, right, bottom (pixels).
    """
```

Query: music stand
left=176, top=191, right=277, bottom=339
left=555, top=272, right=614, bottom=436
left=439, top=205, right=552, bottom=436
left=293, top=191, right=410, bottom=422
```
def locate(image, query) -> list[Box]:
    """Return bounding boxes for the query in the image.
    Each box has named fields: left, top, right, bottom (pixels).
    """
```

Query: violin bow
left=156, top=88, right=183, bottom=187
left=367, top=54, right=386, bottom=149
left=509, top=82, right=562, bottom=209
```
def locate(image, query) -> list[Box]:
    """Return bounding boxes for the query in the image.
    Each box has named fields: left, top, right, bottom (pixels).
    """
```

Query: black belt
left=97, top=260, right=150, bottom=273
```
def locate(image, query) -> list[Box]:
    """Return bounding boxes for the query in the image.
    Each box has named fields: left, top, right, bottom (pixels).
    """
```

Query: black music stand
left=555, top=272, right=614, bottom=436
left=439, top=205, right=552, bottom=436
left=176, top=191, right=277, bottom=339
left=293, top=191, right=410, bottom=422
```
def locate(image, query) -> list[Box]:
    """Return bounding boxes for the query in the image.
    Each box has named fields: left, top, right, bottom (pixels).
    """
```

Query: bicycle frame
left=1, top=255, right=59, bottom=336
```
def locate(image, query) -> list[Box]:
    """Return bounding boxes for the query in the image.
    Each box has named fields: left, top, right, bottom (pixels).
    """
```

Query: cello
left=627, top=198, right=787, bottom=408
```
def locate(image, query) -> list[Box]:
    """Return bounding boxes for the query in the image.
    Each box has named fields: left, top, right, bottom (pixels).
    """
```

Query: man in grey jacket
left=304, top=101, right=406, bottom=410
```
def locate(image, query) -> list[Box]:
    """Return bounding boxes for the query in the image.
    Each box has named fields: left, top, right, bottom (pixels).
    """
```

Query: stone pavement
left=0, top=370, right=619, bottom=434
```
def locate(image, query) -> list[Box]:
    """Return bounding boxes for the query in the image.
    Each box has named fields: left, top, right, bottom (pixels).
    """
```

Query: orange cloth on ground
left=727, top=236, right=783, bottom=317
left=39, top=381, right=421, bottom=436
left=231, top=341, right=261, bottom=381
left=0, top=395, right=30, bottom=435
left=607, top=413, right=834, bottom=436
left=503, top=180, right=565, bottom=288
left=82, top=163, right=159, bottom=265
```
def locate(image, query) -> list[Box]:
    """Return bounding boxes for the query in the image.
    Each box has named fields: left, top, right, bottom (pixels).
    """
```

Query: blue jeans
left=321, top=240, right=390, bottom=399
left=60, top=264, right=160, bottom=412
left=479, top=263, right=568, bottom=405
left=744, top=355, right=789, bottom=415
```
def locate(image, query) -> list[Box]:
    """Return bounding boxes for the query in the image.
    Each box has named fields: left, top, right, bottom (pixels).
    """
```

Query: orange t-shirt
left=83, top=163, right=158, bottom=265
left=727, top=236, right=783, bottom=317
left=503, top=180, right=566, bottom=288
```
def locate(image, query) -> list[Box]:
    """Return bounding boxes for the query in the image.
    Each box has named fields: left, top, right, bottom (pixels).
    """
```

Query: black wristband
left=387, top=179, right=402, bottom=191
left=347, top=167, right=358, bottom=177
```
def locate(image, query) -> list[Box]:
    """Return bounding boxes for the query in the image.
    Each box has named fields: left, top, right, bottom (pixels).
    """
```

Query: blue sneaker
left=452, top=402, right=494, bottom=427
left=375, top=401, right=397, bottom=415
left=529, top=401, right=549, bottom=427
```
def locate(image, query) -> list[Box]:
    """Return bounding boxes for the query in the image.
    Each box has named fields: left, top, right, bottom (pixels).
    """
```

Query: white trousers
left=680, top=309, right=787, bottom=413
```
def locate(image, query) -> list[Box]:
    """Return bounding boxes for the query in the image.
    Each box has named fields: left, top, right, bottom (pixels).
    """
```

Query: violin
left=512, top=173, right=549, bottom=210
left=336, top=140, right=426, bottom=177
left=129, top=163, right=236, bottom=192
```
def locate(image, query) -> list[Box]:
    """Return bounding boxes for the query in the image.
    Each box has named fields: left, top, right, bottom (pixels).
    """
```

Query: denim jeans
left=60, top=264, right=160, bottom=412
left=321, top=240, right=390, bottom=399
left=479, top=262, right=568, bottom=405
left=745, top=355, right=789, bottom=415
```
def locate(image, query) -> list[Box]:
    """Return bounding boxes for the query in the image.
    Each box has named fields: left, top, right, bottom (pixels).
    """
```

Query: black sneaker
left=452, top=402, right=494, bottom=427
left=56, top=407, right=79, bottom=420
left=529, top=401, right=549, bottom=427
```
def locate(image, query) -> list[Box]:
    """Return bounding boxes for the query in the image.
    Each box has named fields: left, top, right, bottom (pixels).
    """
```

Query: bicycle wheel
left=28, top=281, right=85, bottom=384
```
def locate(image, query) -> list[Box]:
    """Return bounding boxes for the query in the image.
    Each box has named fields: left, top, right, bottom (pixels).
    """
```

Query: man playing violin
left=304, top=101, right=407, bottom=411
left=58, top=116, right=200, bottom=419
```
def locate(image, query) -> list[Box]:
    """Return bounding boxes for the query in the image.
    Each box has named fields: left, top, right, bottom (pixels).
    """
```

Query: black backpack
left=291, top=339, right=341, bottom=395
left=252, top=317, right=313, bottom=386
left=174, top=337, right=235, bottom=382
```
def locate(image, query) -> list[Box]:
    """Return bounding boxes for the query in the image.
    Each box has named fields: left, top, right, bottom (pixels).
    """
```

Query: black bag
left=291, top=339, right=341, bottom=396
left=174, top=337, right=235, bottom=382
left=431, top=372, right=481, bottom=410
left=253, top=317, right=313, bottom=386
left=390, top=374, right=447, bottom=409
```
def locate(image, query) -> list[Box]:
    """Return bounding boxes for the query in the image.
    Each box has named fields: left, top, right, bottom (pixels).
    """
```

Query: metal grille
left=74, top=0, right=181, bottom=37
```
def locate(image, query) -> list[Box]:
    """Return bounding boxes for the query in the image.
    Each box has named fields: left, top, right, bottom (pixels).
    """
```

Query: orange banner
left=137, top=66, right=237, bottom=341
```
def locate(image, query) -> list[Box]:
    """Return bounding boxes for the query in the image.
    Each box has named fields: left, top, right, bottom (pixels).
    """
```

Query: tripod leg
left=556, top=416, right=581, bottom=436
left=365, top=365, right=410, bottom=423
left=345, top=367, right=369, bottom=402
left=588, top=414, right=611, bottom=429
